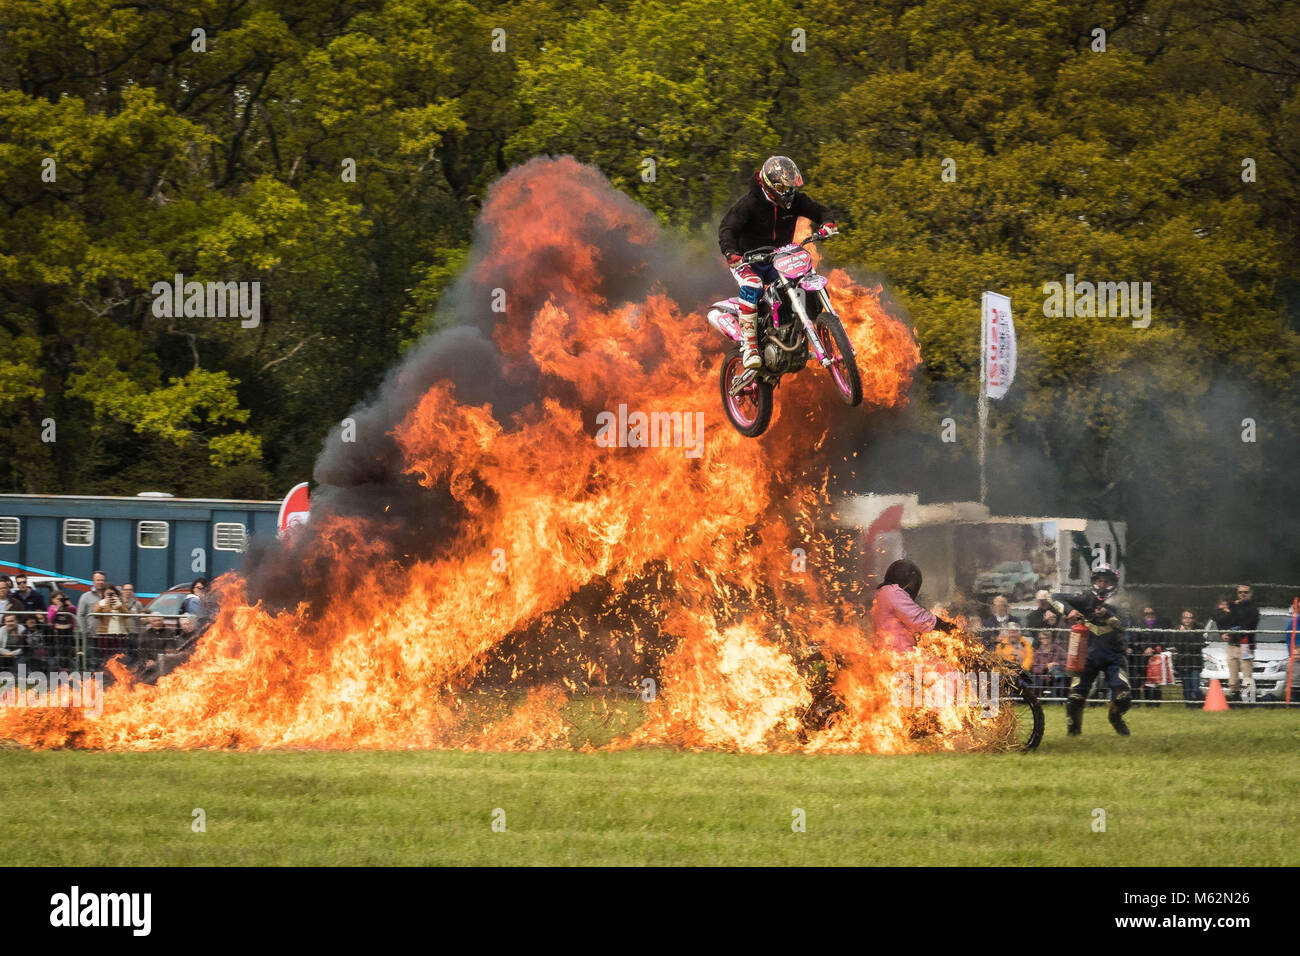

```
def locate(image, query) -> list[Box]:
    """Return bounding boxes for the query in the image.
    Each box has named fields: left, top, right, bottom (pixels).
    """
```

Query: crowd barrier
left=2, top=609, right=1295, bottom=705
left=972, top=625, right=1299, bottom=705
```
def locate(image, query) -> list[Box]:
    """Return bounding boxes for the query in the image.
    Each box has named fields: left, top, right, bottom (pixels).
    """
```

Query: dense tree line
left=2, top=0, right=1297, bottom=580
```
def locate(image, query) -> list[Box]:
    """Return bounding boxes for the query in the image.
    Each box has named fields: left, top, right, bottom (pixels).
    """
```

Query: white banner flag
left=982, top=292, right=1016, bottom=400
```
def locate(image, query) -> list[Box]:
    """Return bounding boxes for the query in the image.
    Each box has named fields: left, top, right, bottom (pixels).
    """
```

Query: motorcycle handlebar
left=741, top=232, right=832, bottom=264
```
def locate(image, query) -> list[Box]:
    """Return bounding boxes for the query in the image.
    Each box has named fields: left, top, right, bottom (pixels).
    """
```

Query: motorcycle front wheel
left=814, top=315, right=863, bottom=407
left=720, top=350, right=773, bottom=437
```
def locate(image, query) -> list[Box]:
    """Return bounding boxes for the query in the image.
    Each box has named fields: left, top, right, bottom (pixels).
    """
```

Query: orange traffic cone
left=1203, top=678, right=1229, bottom=712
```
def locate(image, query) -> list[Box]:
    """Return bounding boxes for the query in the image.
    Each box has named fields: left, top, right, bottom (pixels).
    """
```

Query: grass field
left=2, top=706, right=1296, bottom=866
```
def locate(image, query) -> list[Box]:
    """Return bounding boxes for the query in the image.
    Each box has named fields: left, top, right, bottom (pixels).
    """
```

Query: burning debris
left=0, top=157, right=1024, bottom=754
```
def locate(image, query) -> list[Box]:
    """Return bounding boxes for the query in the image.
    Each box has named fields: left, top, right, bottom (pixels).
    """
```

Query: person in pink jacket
left=871, top=559, right=956, bottom=653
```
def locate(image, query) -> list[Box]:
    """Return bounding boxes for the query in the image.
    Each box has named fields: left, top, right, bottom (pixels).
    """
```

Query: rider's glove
left=725, top=252, right=743, bottom=267
left=817, top=222, right=839, bottom=239
left=932, top=616, right=957, bottom=633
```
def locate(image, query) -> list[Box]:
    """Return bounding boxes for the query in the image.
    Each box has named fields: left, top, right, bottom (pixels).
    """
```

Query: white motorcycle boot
left=739, top=310, right=761, bottom=369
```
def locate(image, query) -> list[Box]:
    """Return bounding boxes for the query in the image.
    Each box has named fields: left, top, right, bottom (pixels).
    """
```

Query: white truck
left=838, top=494, right=1127, bottom=605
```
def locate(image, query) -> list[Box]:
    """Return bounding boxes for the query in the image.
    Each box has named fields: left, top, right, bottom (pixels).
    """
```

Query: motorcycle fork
left=783, top=279, right=831, bottom=366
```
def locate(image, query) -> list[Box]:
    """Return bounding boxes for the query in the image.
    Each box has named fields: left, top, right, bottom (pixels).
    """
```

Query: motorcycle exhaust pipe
left=763, top=333, right=803, bottom=352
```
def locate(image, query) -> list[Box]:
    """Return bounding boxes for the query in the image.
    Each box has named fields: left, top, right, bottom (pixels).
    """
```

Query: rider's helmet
left=882, top=559, right=923, bottom=601
left=759, top=156, right=803, bottom=209
left=1090, top=563, right=1119, bottom=602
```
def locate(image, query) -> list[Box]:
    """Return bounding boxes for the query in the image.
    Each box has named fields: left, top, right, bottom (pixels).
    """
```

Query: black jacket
left=1173, top=626, right=1203, bottom=669
left=1056, top=592, right=1128, bottom=655
left=1222, top=598, right=1260, bottom=650
left=718, top=175, right=834, bottom=258
left=14, top=587, right=47, bottom=612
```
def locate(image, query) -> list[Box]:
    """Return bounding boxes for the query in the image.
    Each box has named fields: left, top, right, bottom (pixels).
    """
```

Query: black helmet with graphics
left=1091, top=562, right=1119, bottom=601
left=758, top=156, right=803, bottom=209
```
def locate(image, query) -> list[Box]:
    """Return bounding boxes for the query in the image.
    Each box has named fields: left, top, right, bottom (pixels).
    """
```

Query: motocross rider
left=1054, top=563, right=1133, bottom=737
left=718, top=156, right=839, bottom=370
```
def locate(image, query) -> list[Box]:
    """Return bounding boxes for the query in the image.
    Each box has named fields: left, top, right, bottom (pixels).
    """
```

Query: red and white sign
left=982, top=292, right=1016, bottom=400
left=277, top=482, right=310, bottom=539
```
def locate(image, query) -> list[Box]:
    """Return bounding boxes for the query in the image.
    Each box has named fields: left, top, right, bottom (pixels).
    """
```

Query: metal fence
left=3, top=607, right=1295, bottom=706
left=0, top=609, right=202, bottom=676
left=973, top=625, right=1299, bottom=705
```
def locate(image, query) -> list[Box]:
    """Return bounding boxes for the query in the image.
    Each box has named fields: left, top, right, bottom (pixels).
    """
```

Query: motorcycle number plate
left=773, top=248, right=811, bottom=277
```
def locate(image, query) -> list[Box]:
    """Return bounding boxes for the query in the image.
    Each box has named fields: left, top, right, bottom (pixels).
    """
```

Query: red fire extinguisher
left=1066, top=622, right=1090, bottom=674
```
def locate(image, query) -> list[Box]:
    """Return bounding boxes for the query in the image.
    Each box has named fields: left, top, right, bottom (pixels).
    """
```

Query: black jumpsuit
left=1058, top=592, right=1132, bottom=732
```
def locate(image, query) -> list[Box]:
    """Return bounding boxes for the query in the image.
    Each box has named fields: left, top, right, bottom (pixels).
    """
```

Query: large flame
left=0, top=158, right=1007, bottom=753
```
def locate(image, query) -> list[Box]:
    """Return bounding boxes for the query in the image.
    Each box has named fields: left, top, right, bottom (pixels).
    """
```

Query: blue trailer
left=0, top=493, right=281, bottom=598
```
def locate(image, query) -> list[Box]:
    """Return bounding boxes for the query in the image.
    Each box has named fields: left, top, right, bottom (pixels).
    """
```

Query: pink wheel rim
left=817, top=324, right=851, bottom=398
left=724, top=356, right=760, bottom=427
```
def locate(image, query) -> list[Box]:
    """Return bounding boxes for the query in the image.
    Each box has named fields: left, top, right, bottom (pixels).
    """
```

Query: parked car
left=145, top=584, right=193, bottom=626
left=1200, top=607, right=1300, bottom=700
left=973, top=560, right=1041, bottom=600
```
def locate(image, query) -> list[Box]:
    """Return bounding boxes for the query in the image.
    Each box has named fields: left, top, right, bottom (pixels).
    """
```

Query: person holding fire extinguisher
left=1053, top=564, right=1133, bottom=737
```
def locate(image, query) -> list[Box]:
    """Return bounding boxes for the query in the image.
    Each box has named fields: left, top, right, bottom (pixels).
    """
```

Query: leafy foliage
left=1, top=0, right=1297, bottom=579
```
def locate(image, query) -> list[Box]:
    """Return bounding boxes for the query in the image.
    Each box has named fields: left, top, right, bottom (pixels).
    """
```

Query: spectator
left=93, top=586, right=130, bottom=665
left=1173, top=608, right=1203, bottom=707
left=0, top=613, right=26, bottom=672
left=46, top=592, right=77, bottom=670
left=12, top=574, right=47, bottom=613
left=172, top=614, right=204, bottom=667
left=119, top=583, right=146, bottom=654
left=1216, top=585, right=1259, bottom=701
left=996, top=623, right=1033, bottom=672
left=177, top=613, right=201, bottom=642
left=1140, top=605, right=1169, bottom=632
left=1032, top=630, right=1069, bottom=698
left=0, top=582, right=23, bottom=617
left=1024, top=590, right=1056, bottom=640
left=1033, top=606, right=1064, bottom=657
left=181, top=578, right=209, bottom=625
left=76, top=571, right=108, bottom=650
left=133, top=614, right=176, bottom=682
left=980, top=594, right=1019, bottom=650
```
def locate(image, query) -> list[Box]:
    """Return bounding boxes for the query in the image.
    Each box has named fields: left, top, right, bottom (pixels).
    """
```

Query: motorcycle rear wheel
left=720, top=350, right=773, bottom=437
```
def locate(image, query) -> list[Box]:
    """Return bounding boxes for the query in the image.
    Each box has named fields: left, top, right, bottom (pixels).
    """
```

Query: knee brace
left=739, top=284, right=762, bottom=306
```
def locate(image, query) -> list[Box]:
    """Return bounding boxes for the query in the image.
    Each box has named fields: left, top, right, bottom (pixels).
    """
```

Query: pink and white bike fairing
left=706, top=242, right=832, bottom=366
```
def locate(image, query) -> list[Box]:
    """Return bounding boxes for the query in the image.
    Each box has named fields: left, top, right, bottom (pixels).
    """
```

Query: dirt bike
left=794, top=643, right=1045, bottom=752
left=706, top=233, right=863, bottom=437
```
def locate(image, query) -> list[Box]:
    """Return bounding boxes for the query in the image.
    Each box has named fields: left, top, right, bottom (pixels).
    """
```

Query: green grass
left=2, top=706, right=1296, bottom=865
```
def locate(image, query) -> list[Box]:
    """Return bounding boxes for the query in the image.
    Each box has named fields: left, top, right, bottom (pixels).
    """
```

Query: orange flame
left=0, top=157, right=966, bottom=754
